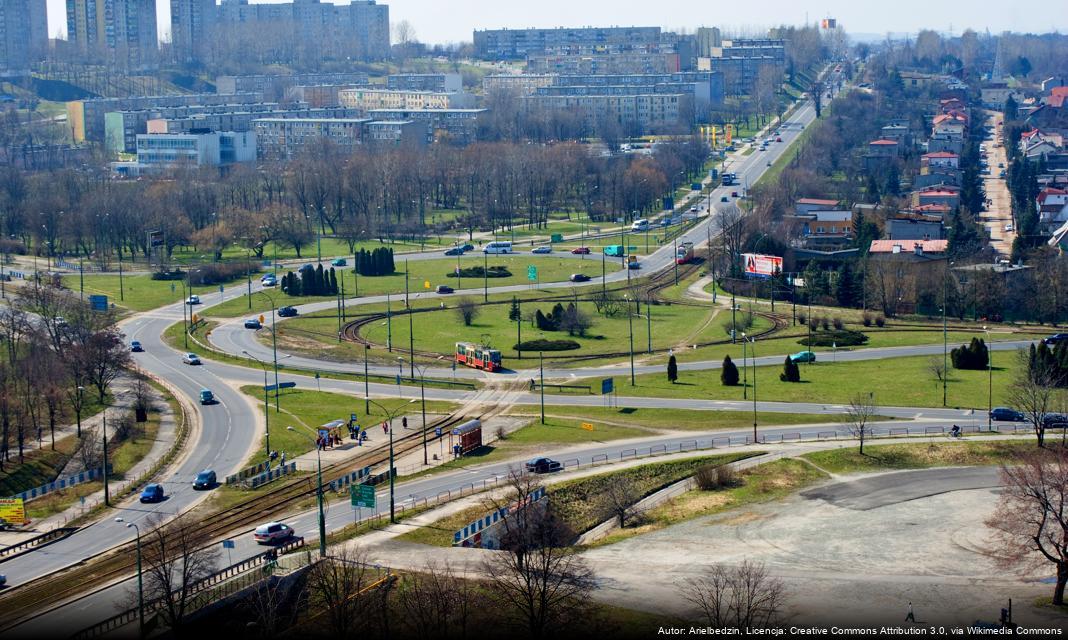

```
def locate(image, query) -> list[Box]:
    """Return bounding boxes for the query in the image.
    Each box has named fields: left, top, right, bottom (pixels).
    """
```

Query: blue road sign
left=89, top=295, right=108, bottom=312
left=435, top=427, right=442, bottom=437
left=264, top=382, right=297, bottom=392
left=601, top=378, right=614, bottom=394
left=222, top=540, right=235, bottom=549
left=396, top=374, right=401, bottom=385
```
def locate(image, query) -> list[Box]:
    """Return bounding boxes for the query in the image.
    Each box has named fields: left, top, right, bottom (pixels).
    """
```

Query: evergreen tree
left=854, top=212, right=880, bottom=255
left=300, top=268, right=314, bottom=297
left=329, top=267, right=338, bottom=294
left=508, top=297, right=521, bottom=322
left=721, top=355, right=740, bottom=386
left=866, top=173, right=881, bottom=202
left=780, top=356, right=801, bottom=382
left=836, top=263, right=856, bottom=308
left=667, top=355, right=678, bottom=384
left=316, top=264, right=327, bottom=295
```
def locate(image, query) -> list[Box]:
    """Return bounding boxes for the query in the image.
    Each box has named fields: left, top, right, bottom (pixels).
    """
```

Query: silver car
left=182, top=353, right=202, bottom=365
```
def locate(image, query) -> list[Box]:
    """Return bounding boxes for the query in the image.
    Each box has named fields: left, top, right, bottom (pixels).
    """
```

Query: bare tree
left=985, top=448, right=1068, bottom=605
left=141, top=513, right=220, bottom=631
left=927, top=357, right=947, bottom=384
left=76, top=424, right=103, bottom=471
left=307, top=546, right=384, bottom=638
left=680, top=560, right=787, bottom=628
left=599, top=475, right=643, bottom=528
left=454, top=297, right=480, bottom=327
left=396, top=559, right=474, bottom=640
left=79, top=326, right=132, bottom=403
left=558, top=303, right=592, bottom=337
left=844, top=392, right=877, bottom=455
left=243, top=574, right=307, bottom=638
left=1008, top=350, right=1057, bottom=448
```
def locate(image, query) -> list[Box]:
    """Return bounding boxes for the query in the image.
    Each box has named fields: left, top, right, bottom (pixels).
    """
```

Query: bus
left=455, top=342, right=503, bottom=372
left=676, top=241, right=695, bottom=264
left=604, top=245, right=625, bottom=257
left=482, top=241, right=512, bottom=254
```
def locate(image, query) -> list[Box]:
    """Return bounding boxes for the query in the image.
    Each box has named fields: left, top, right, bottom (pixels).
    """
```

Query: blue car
left=130, top=341, right=143, bottom=352
left=331, top=258, right=347, bottom=267
left=139, top=484, right=165, bottom=503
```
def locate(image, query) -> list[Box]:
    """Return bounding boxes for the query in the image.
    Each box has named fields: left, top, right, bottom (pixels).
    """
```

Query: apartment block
left=215, top=73, right=370, bottom=96
left=524, top=92, right=686, bottom=133
left=338, top=88, right=475, bottom=112
left=366, top=108, right=486, bottom=143
left=363, top=120, right=426, bottom=147
left=112, top=130, right=256, bottom=176
left=526, top=52, right=681, bottom=75
left=386, top=74, right=463, bottom=93
left=253, top=117, right=371, bottom=160
left=473, top=26, right=662, bottom=60
left=0, top=0, right=47, bottom=73
left=696, top=38, right=785, bottom=95
left=170, top=0, right=215, bottom=64
left=483, top=74, right=557, bottom=95
left=69, top=93, right=264, bottom=144
left=67, top=0, right=158, bottom=69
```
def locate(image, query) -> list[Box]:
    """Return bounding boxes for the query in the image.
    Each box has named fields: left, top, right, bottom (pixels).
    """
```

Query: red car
left=775, top=137, right=782, bottom=142
left=731, top=191, right=739, bottom=198
left=571, top=247, right=591, bottom=255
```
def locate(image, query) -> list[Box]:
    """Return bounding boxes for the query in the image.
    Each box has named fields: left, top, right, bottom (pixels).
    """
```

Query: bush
left=799, top=329, right=869, bottom=347
left=950, top=337, right=989, bottom=370
left=447, top=265, right=512, bottom=279
left=151, top=269, right=187, bottom=281
left=875, top=315, right=886, bottom=327
left=721, top=355, right=740, bottom=386
left=820, top=317, right=830, bottom=330
left=694, top=464, right=740, bottom=490
left=807, top=317, right=819, bottom=331
left=862, top=312, right=873, bottom=327
left=832, top=317, right=844, bottom=330
left=797, top=312, right=807, bottom=326
left=780, top=356, right=801, bottom=382
left=514, top=339, right=580, bottom=352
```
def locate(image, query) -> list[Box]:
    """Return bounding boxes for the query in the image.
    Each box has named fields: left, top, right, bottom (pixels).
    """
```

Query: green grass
left=510, top=405, right=871, bottom=431
left=802, top=440, right=1040, bottom=474
left=622, top=353, right=1022, bottom=409
left=167, top=237, right=443, bottom=266
left=237, top=386, right=459, bottom=460
left=0, top=435, right=80, bottom=497
left=62, top=274, right=226, bottom=312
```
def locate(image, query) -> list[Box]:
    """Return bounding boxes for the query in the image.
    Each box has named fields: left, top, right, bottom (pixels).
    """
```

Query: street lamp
left=984, top=326, right=992, bottom=431
left=115, top=518, right=144, bottom=639
left=367, top=398, right=417, bottom=523
left=176, top=278, right=189, bottom=350
left=102, top=409, right=109, bottom=506
left=75, top=385, right=84, bottom=438
left=743, top=333, right=758, bottom=443
left=624, top=294, right=635, bottom=385
left=402, top=359, right=430, bottom=465
left=255, top=291, right=281, bottom=411
left=244, top=350, right=291, bottom=461
left=286, top=426, right=327, bottom=557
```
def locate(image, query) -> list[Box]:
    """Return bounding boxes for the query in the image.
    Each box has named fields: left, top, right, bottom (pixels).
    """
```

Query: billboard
left=742, top=253, right=783, bottom=278
left=0, top=497, right=25, bottom=524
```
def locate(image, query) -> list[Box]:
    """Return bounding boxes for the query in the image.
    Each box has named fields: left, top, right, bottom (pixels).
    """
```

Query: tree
left=950, top=337, right=989, bottom=370
left=80, top=326, right=132, bottom=403
left=307, top=546, right=386, bottom=638
left=598, top=475, right=644, bottom=529
left=845, top=392, right=877, bottom=455
left=140, top=513, right=220, bottom=631
left=927, top=356, right=947, bottom=384
left=1009, top=348, right=1057, bottom=448
left=396, top=560, right=474, bottom=640
left=680, top=560, right=787, bottom=628
left=508, top=297, right=521, bottom=322
left=986, top=448, right=1068, bottom=605
left=721, top=356, right=740, bottom=386
left=779, top=356, right=800, bottom=383
left=455, top=297, right=479, bottom=327
left=667, top=354, right=678, bottom=384
left=558, top=303, right=592, bottom=337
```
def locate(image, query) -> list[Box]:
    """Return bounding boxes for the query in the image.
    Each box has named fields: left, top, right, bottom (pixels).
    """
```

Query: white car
left=186, top=295, right=201, bottom=305
left=254, top=522, right=295, bottom=544
left=182, top=353, right=202, bottom=365
left=531, top=246, right=552, bottom=254
left=1004, top=224, right=1014, bottom=232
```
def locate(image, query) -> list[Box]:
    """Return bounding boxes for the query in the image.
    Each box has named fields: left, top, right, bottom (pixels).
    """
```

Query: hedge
left=514, top=339, right=580, bottom=352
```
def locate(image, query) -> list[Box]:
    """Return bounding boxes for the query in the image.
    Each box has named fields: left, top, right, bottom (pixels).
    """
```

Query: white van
left=631, top=219, right=649, bottom=232
left=483, top=241, right=512, bottom=254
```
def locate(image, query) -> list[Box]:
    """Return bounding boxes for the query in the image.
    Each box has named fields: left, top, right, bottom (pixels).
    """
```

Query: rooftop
left=869, top=239, right=948, bottom=254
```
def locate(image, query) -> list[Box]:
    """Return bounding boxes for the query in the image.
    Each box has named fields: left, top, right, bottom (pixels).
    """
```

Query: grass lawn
left=622, top=353, right=1022, bottom=409
left=237, top=386, right=458, bottom=460
left=592, top=458, right=828, bottom=547
left=0, top=435, right=80, bottom=498
left=167, top=237, right=442, bottom=266
left=64, top=274, right=231, bottom=312
left=802, top=440, right=1041, bottom=474
left=509, top=405, right=869, bottom=431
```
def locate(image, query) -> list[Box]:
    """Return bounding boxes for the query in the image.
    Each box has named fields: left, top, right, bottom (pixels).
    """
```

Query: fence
left=326, top=466, right=372, bottom=493
left=245, top=462, right=297, bottom=489
left=13, top=465, right=110, bottom=502
left=0, top=527, right=78, bottom=563
left=226, top=460, right=272, bottom=486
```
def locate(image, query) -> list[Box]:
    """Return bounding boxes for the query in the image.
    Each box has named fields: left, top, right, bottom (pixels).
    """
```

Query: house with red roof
left=912, top=185, right=960, bottom=210
left=1038, top=187, right=1068, bottom=232
left=869, top=239, right=948, bottom=262
left=795, top=198, right=840, bottom=216
left=921, top=151, right=959, bottom=171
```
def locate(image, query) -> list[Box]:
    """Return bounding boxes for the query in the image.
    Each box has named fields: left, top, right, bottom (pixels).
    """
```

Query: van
left=631, top=219, right=649, bottom=232
left=483, top=241, right=512, bottom=254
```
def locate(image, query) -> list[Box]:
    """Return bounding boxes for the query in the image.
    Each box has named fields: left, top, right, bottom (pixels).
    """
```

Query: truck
left=604, top=245, right=626, bottom=257
left=721, top=173, right=737, bottom=186
left=675, top=241, right=695, bottom=265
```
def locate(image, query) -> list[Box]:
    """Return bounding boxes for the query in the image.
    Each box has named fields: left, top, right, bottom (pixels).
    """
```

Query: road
left=979, top=109, right=1014, bottom=259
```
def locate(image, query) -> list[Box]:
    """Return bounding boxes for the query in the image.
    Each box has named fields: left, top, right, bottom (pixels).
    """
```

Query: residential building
left=914, top=169, right=963, bottom=190
left=0, top=0, right=47, bottom=73
left=1037, top=187, right=1068, bottom=233
left=921, top=151, right=960, bottom=171
left=865, top=139, right=899, bottom=170
left=112, top=130, right=256, bottom=176
left=880, top=124, right=911, bottom=146
left=932, top=114, right=966, bottom=140
left=927, top=134, right=964, bottom=155
left=980, top=83, right=1016, bottom=108
left=526, top=52, right=681, bottom=75
left=338, top=88, right=475, bottom=111
left=912, top=186, right=960, bottom=210
left=795, top=198, right=840, bottom=216
left=386, top=74, right=462, bottom=93
left=285, top=85, right=362, bottom=108
left=696, top=38, right=785, bottom=95
left=105, top=102, right=286, bottom=154
left=523, top=92, right=687, bottom=134
left=67, top=0, right=158, bottom=69
left=868, top=239, right=948, bottom=261
left=253, top=117, right=371, bottom=159
left=472, top=26, right=662, bottom=60
left=170, top=0, right=215, bottom=64
left=363, top=120, right=425, bottom=147
left=68, top=93, right=264, bottom=144
left=887, top=215, right=945, bottom=241
left=366, top=108, right=486, bottom=144
left=215, top=73, right=370, bottom=96
left=792, top=210, right=854, bottom=248
left=483, top=74, right=557, bottom=95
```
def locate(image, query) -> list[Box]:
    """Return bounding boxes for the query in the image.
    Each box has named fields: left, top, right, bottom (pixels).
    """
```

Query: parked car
left=130, top=340, right=143, bottom=353
left=444, top=247, right=463, bottom=256
left=1043, top=334, right=1068, bottom=345
left=571, top=247, right=591, bottom=255
left=990, top=407, right=1025, bottom=422
left=199, top=389, right=215, bottom=405
left=790, top=351, right=817, bottom=363
left=766, top=161, right=772, bottom=167
left=1042, top=413, right=1068, bottom=429
left=254, top=522, right=295, bottom=544
left=261, top=276, right=277, bottom=287
left=53, top=316, right=68, bottom=328
left=731, top=191, right=739, bottom=198
left=1004, top=223, right=1014, bottom=232
left=526, top=457, right=563, bottom=474
left=186, top=295, right=201, bottom=305
left=531, top=245, right=552, bottom=254
left=998, top=163, right=1005, bottom=168
left=182, top=353, right=202, bottom=365
left=776, top=137, right=782, bottom=142
left=244, top=318, right=262, bottom=329
left=139, top=484, right=165, bottom=503
left=435, top=285, right=454, bottom=294
left=278, top=306, right=298, bottom=318
left=569, top=273, right=591, bottom=283
left=193, top=469, right=217, bottom=490
left=330, top=258, right=347, bottom=267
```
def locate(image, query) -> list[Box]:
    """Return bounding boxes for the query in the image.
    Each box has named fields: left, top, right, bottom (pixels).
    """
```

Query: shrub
left=950, top=337, right=989, bottom=370
left=797, top=312, right=807, bottom=326
left=820, top=317, right=830, bottom=330
left=875, top=315, right=886, bottom=327
left=780, top=356, right=801, bottom=383
left=862, top=312, right=873, bottom=327
left=514, top=339, right=580, bottom=352
left=807, top=317, right=819, bottom=331
left=694, top=464, right=739, bottom=490
left=799, top=329, right=869, bottom=347
left=447, top=265, right=512, bottom=279
left=721, top=355, right=740, bottom=386
left=833, top=317, right=844, bottom=330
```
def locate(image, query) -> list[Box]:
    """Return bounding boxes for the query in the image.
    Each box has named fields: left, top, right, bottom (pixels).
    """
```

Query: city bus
left=455, top=342, right=503, bottom=372
left=482, top=241, right=512, bottom=254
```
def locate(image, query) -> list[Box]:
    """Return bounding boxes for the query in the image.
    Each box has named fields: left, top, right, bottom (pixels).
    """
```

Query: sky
left=43, top=0, right=1065, bottom=45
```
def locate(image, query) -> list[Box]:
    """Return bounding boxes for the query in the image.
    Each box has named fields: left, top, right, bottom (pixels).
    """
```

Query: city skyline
left=41, top=0, right=1068, bottom=46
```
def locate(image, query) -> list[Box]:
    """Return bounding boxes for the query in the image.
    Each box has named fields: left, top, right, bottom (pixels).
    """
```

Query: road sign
left=601, top=378, right=614, bottom=394
left=550, top=234, right=563, bottom=243
left=435, top=427, right=442, bottom=437
left=148, top=230, right=164, bottom=248
left=351, top=413, right=357, bottom=423
left=581, top=422, right=594, bottom=431
left=424, top=280, right=431, bottom=289
left=264, top=382, right=297, bottom=392
left=0, top=498, right=25, bottom=524
left=395, top=374, right=401, bottom=386
left=222, top=539, right=235, bottom=549
left=527, top=265, right=538, bottom=281
left=351, top=483, right=376, bottom=508
left=89, top=295, right=108, bottom=312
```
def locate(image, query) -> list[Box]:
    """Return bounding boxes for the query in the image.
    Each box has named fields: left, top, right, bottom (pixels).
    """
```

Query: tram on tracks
left=455, top=342, right=503, bottom=372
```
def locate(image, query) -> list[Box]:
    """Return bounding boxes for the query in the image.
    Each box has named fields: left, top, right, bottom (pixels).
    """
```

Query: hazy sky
left=43, top=0, right=1065, bottom=44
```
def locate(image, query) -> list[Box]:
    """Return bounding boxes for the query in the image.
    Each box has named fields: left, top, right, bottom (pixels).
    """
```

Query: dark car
left=139, top=483, right=165, bottom=503
left=444, top=247, right=463, bottom=256
left=330, top=258, right=347, bottom=267
left=525, top=457, right=563, bottom=474
left=1043, top=413, right=1068, bottom=429
left=1043, top=333, right=1068, bottom=345
left=720, top=196, right=729, bottom=202
left=571, top=247, right=591, bottom=255
left=989, top=407, right=1025, bottom=422
left=130, top=340, right=143, bottom=352
left=569, top=273, right=591, bottom=283
left=278, top=306, right=298, bottom=318
left=244, top=319, right=262, bottom=329
left=435, top=285, right=454, bottom=294
left=193, top=469, right=217, bottom=490
left=459, top=243, right=475, bottom=252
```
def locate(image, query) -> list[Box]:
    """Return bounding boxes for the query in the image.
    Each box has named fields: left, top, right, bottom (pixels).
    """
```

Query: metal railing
left=0, top=528, right=79, bottom=563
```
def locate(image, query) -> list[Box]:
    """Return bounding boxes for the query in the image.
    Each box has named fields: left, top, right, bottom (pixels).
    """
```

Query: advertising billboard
left=0, top=497, right=25, bottom=524
left=742, top=253, right=783, bottom=278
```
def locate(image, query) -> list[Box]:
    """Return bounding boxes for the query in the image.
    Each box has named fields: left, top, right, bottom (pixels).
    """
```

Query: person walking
left=905, top=602, right=916, bottom=623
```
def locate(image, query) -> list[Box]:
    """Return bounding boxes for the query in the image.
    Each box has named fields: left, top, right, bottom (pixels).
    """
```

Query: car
left=571, top=247, right=591, bottom=255
left=444, top=247, right=463, bottom=256
left=260, top=273, right=277, bottom=283
left=990, top=407, right=1025, bottom=422
left=720, top=196, right=729, bottom=202
left=1042, top=413, right=1068, bottom=429
left=244, top=318, right=262, bottom=329
left=569, top=273, right=591, bottom=283
left=689, top=206, right=698, bottom=213
left=459, top=243, right=475, bottom=253
left=999, top=170, right=1007, bottom=178
left=186, top=295, right=201, bottom=305
left=1004, top=223, right=1014, bottom=232
left=260, top=275, right=277, bottom=287
left=254, top=522, right=295, bottom=544
left=182, top=353, right=202, bottom=365
left=998, top=163, right=1005, bottom=168
left=531, top=245, right=552, bottom=254
left=1043, top=333, right=1068, bottom=345
left=193, top=469, right=217, bottom=490
left=766, top=161, right=772, bottom=167
left=0, top=574, right=5, bottom=587
left=199, top=389, right=215, bottom=405
left=330, top=258, right=347, bottom=267
left=790, top=351, right=817, bottom=363
left=731, top=191, right=739, bottom=198
left=130, top=340, right=143, bottom=352
left=278, top=306, right=298, bottom=318
left=139, top=484, right=165, bottom=503
left=776, top=137, right=782, bottom=142
left=435, top=285, right=454, bottom=294
left=525, top=457, right=563, bottom=474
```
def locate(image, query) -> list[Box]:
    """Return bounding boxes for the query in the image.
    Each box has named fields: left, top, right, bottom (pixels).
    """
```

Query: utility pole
left=102, top=410, right=109, bottom=506
left=539, top=351, right=545, bottom=424
left=627, top=296, right=635, bottom=385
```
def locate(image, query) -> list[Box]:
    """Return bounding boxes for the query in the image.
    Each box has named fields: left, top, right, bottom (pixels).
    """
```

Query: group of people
left=316, top=432, right=343, bottom=450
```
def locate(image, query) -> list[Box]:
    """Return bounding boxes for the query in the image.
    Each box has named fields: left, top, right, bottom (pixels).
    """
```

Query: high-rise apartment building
left=67, top=0, right=158, bottom=69
left=1, top=0, right=48, bottom=73
left=473, top=26, right=662, bottom=60
left=171, top=0, right=216, bottom=64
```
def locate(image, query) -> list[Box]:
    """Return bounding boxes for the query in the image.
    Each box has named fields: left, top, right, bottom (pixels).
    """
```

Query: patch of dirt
left=705, top=510, right=767, bottom=527
left=657, top=491, right=733, bottom=521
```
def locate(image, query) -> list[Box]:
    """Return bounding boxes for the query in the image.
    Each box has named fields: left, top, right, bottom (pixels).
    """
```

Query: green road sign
left=550, top=234, right=564, bottom=243
left=627, top=246, right=637, bottom=251
left=351, top=483, right=376, bottom=508
left=527, top=265, right=538, bottom=281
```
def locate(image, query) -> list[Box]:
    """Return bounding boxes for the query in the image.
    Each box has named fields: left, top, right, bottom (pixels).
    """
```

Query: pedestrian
left=280, top=451, right=286, bottom=467
left=905, top=602, right=916, bottom=623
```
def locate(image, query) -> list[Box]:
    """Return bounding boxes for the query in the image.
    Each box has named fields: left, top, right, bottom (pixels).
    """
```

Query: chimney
left=914, top=243, right=924, bottom=256
left=892, top=244, right=902, bottom=254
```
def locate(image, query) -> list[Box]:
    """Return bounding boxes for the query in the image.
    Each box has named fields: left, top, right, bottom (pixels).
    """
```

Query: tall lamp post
left=402, top=359, right=431, bottom=465
left=367, top=398, right=417, bottom=523
left=115, top=518, right=144, bottom=639
left=243, top=350, right=290, bottom=460
left=743, top=333, right=758, bottom=443
left=255, top=291, right=281, bottom=411
left=984, top=326, right=992, bottom=431
left=624, top=294, right=635, bottom=385
left=286, top=427, right=326, bottom=557
left=102, top=409, right=109, bottom=506
left=177, top=279, right=189, bottom=350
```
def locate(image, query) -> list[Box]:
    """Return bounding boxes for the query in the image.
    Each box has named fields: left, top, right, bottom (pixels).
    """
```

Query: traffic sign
left=89, top=295, right=108, bottom=312
left=219, top=284, right=224, bottom=293
left=527, top=265, right=538, bottom=281
left=601, top=378, right=614, bottom=394
left=351, top=483, right=376, bottom=508
left=435, top=427, right=442, bottom=437
left=627, top=246, right=637, bottom=251
left=222, top=539, right=235, bottom=549
left=264, top=382, right=297, bottom=392
left=581, top=422, right=594, bottom=431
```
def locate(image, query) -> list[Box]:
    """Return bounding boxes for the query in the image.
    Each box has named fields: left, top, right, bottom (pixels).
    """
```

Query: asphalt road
left=801, top=466, right=1002, bottom=510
